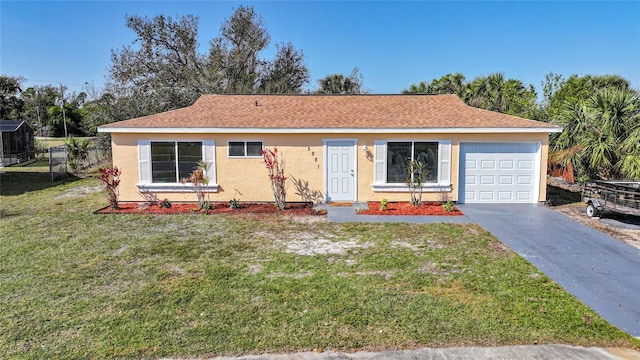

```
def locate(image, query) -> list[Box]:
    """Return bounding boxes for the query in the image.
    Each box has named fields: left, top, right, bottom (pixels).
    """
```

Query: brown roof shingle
left=99, top=94, right=560, bottom=132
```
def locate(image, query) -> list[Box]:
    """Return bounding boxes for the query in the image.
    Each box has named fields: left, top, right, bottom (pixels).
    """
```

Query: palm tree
left=552, top=88, right=640, bottom=180
left=466, top=73, right=506, bottom=112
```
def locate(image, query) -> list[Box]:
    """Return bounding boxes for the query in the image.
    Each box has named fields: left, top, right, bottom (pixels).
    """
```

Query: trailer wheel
left=586, top=203, right=599, bottom=218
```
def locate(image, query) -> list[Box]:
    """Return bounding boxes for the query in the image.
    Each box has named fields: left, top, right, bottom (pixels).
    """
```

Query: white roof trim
left=99, top=126, right=562, bottom=134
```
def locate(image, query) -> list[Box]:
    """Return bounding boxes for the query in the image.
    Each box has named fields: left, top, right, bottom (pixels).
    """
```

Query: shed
left=0, top=120, right=35, bottom=166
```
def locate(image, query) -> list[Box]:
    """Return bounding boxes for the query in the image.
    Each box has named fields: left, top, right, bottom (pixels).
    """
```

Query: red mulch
left=359, top=201, right=463, bottom=216
left=329, top=202, right=354, bottom=207
left=95, top=202, right=321, bottom=216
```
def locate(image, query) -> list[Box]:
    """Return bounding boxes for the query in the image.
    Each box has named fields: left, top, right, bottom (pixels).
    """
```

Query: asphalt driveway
left=457, top=204, right=640, bottom=337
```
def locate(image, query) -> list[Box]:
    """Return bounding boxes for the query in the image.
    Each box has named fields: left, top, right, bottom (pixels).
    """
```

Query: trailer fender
left=589, top=199, right=602, bottom=209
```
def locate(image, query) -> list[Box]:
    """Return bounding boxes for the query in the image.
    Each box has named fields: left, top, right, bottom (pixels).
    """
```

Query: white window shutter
left=202, top=140, right=216, bottom=184
left=138, top=140, right=151, bottom=184
left=374, top=140, right=386, bottom=183
left=438, top=141, right=452, bottom=185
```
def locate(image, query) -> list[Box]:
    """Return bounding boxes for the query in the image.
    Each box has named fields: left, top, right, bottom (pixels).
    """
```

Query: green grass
left=35, top=136, right=95, bottom=149
left=1, top=168, right=638, bottom=359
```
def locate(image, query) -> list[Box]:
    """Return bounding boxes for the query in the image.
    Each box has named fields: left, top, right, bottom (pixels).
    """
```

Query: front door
left=325, top=140, right=356, bottom=201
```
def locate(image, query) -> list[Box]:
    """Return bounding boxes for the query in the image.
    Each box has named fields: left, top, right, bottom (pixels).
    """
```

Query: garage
left=459, top=142, right=540, bottom=204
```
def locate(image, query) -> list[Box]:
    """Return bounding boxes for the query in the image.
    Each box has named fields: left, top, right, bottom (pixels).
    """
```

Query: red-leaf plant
left=99, top=166, right=121, bottom=210
left=261, top=147, right=287, bottom=210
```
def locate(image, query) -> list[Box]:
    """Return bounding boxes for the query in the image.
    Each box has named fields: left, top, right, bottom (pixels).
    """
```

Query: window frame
left=150, top=141, right=203, bottom=184
left=228, top=140, right=263, bottom=158
left=137, top=140, right=218, bottom=192
left=386, top=141, right=439, bottom=184
left=373, top=139, right=452, bottom=192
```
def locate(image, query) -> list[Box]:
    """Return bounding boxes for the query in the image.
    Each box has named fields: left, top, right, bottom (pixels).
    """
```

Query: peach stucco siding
left=110, top=132, right=549, bottom=204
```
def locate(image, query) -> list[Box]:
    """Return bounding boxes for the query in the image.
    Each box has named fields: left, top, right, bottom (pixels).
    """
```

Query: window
left=137, top=140, right=217, bottom=191
left=387, top=141, right=438, bottom=183
left=229, top=141, right=263, bottom=157
left=373, top=140, right=451, bottom=192
left=151, top=142, right=202, bottom=183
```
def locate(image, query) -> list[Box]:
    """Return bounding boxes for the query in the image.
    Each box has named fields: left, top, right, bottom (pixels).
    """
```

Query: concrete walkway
left=173, top=345, right=640, bottom=359
left=457, top=204, right=640, bottom=338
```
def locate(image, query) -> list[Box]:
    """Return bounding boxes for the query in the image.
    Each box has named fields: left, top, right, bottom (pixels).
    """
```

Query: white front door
left=325, top=140, right=356, bottom=201
left=459, top=142, right=540, bottom=204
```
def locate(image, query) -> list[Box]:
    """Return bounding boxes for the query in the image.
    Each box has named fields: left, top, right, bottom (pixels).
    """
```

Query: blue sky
left=1, top=1, right=639, bottom=97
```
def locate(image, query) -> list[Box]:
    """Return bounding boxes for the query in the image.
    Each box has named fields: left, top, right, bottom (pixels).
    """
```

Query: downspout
left=0, top=131, right=4, bottom=167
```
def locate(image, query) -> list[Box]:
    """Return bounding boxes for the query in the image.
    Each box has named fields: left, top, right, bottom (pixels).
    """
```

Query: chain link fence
left=49, top=136, right=112, bottom=181
left=49, top=145, right=68, bottom=181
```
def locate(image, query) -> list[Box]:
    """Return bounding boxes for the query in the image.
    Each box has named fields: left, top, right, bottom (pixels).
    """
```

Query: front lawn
left=0, top=169, right=638, bottom=359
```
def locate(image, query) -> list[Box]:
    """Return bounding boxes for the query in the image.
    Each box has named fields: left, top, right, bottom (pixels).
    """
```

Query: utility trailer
left=582, top=180, right=640, bottom=218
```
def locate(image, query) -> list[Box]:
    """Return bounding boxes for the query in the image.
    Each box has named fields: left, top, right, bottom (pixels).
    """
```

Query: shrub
left=229, top=198, right=240, bottom=209
left=159, top=198, right=172, bottom=209
left=98, top=166, right=121, bottom=210
left=379, top=198, right=388, bottom=211
left=261, top=147, right=287, bottom=210
left=442, top=200, right=455, bottom=212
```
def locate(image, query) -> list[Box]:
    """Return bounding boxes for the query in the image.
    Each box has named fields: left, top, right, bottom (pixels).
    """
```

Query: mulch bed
left=359, top=201, right=463, bottom=216
left=95, top=202, right=322, bottom=216
left=329, top=202, right=354, bottom=207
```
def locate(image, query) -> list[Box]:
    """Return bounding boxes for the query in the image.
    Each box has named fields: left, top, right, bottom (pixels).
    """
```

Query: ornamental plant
left=405, top=159, right=429, bottom=207
left=180, top=160, right=210, bottom=210
left=261, top=147, right=287, bottom=210
left=442, top=200, right=455, bottom=212
left=229, top=198, right=240, bottom=209
left=98, top=166, right=121, bottom=210
left=159, top=198, right=172, bottom=209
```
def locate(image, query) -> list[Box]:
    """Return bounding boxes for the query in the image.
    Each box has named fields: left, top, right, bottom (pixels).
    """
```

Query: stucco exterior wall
left=110, top=132, right=549, bottom=203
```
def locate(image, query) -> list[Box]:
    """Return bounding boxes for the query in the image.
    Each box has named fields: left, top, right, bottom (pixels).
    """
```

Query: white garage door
left=459, top=142, right=540, bottom=203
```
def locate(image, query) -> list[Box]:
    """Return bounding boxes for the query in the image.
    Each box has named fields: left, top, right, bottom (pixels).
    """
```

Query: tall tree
left=552, top=88, right=640, bottom=180
left=316, top=67, right=367, bottom=94
left=21, top=85, right=59, bottom=136
left=0, top=75, right=24, bottom=120
left=108, top=6, right=309, bottom=120
left=259, top=42, right=309, bottom=94
left=46, top=89, right=86, bottom=137
left=403, top=72, right=537, bottom=118
left=109, top=14, right=214, bottom=115
left=211, top=5, right=270, bottom=94
left=539, top=73, right=630, bottom=122
left=464, top=73, right=537, bottom=117
left=403, top=72, right=466, bottom=97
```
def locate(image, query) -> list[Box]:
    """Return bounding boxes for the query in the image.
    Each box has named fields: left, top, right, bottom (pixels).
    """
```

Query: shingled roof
left=99, top=94, right=561, bottom=133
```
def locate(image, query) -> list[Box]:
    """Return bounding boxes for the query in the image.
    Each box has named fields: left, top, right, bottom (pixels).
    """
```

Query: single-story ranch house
left=98, top=94, right=562, bottom=204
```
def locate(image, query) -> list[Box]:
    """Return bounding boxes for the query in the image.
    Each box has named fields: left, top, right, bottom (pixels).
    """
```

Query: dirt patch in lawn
left=546, top=182, right=640, bottom=250
left=55, top=185, right=103, bottom=199
left=95, top=202, right=322, bottom=217
left=285, top=238, right=372, bottom=256
left=359, top=201, right=463, bottom=216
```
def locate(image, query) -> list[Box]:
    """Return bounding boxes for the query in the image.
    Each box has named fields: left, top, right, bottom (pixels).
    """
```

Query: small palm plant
left=66, top=137, right=92, bottom=170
